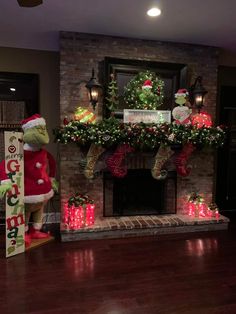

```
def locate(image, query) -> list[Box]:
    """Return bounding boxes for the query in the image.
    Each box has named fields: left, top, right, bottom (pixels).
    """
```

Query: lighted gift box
left=207, top=203, right=220, bottom=219
left=187, top=200, right=208, bottom=218
left=63, top=193, right=95, bottom=230
left=186, top=193, right=220, bottom=219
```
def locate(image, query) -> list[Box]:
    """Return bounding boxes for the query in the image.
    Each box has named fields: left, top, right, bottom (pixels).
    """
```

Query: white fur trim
left=37, top=179, right=44, bottom=184
left=22, top=117, right=46, bottom=131
left=142, top=85, right=152, bottom=89
left=23, top=143, right=40, bottom=151
left=24, top=189, right=54, bottom=203
left=33, top=223, right=42, bottom=230
left=175, top=92, right=189, bottom=97
left=1, top=179, right=11, bottom=185
left=36, top=162, right=42, bottom=168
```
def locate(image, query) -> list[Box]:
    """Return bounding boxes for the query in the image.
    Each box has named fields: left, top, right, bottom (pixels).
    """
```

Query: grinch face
left=175, top=95, right=186, bottom=106
left=23, top=125, right=49, bottom=145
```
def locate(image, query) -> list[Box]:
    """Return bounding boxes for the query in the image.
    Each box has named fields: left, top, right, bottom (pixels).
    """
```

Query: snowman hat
left=142, top=79, right=152, bottom=89
left=175, top=88, right=189, bottom=98
left=22, top=114, right=46, bottom=131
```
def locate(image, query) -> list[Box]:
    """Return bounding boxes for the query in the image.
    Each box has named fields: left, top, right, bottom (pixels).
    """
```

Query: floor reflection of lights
left=94, top=299, right=135, bottom=314
left=185, top=238, right=218, bottom=257
left=65, top=249, right=94, bottom=279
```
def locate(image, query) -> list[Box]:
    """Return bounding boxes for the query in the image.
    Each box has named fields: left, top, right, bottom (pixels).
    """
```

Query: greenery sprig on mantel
left=54, top=118, right=226, bottom=150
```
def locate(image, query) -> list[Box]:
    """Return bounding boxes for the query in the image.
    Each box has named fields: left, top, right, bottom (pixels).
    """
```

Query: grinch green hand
left=0, top=182, right=12, bottom=199
left=51, top=178, right=59, bottom=193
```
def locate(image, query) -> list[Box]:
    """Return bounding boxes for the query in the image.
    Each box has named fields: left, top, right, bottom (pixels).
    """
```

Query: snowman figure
left=172, top=89, right=192, bottom=125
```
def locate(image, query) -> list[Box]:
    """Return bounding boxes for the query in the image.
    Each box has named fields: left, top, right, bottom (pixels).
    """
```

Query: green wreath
left=123, top=70, right=165, bottom=110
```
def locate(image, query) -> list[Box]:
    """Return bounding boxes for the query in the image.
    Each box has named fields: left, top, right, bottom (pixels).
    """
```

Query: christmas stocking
left=151, top=144, right=174, bottom=180
left=84, top=144, right=105, bottom=179
left=106, top=144, right=134, bottom=178
left=174, top=142, right=196, bottom=176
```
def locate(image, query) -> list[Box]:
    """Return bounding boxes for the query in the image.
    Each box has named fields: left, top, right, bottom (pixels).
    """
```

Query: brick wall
left=60, top=31, right=219, bottom=218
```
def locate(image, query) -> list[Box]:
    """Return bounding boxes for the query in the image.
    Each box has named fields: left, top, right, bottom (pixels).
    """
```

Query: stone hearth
left=61, top=214, right=229, bottom=242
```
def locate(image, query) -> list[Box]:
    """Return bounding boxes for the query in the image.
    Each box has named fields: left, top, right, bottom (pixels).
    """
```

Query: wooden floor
left=1, top=221, right=236, bottom=314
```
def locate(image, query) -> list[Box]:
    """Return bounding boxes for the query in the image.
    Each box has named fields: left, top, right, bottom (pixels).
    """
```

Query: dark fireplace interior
left=103, top=169, right=177, bottom=216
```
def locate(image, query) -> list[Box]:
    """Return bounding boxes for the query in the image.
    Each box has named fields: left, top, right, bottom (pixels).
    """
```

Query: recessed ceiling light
left=10, top=87, right=16, bottom=92
left=147, top=7, right=161, bottom=17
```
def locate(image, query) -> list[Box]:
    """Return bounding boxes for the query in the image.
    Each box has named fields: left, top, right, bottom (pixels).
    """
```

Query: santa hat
left=21, top=114, right=46, bottom=131
left=142, top=79, right=152, bottom=89
left=175, top=88, right=189, bottom=98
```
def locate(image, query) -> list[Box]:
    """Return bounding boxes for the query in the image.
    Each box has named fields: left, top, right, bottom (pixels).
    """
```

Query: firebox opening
left=104, top=169, right=176, bottom=216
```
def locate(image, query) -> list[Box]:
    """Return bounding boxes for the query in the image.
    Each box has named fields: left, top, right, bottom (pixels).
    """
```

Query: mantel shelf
left=54, top=120, right=226, bottom=149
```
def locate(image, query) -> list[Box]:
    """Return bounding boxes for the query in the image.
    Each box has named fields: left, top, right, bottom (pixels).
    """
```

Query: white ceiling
left=1, top=0, right=236, bottom=52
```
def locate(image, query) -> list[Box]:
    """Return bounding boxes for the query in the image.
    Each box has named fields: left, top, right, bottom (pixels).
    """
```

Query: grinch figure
left=123, top=70, right=164, bottom=110
left=139, top=79, right=157, bottom=109
left=0, top=114, right=58, bottom=246
left=172, top=90, right=195, bottom=176
left=172, top=89, right=192, bottom=125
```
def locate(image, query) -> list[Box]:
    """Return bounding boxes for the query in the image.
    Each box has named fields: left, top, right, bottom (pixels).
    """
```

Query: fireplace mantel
left=55, top=120, right=226, bottom=150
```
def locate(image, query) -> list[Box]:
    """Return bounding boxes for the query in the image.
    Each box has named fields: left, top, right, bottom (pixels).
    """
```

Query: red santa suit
left=0, top=161, right=11, bottom=185
left=0, top=146, right=56, bottom=202
left=23, top=144, right=56, bottom=203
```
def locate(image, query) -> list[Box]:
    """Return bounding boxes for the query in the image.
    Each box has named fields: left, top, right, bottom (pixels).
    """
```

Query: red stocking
left=106, top=144, right=134, bottom=178
left=174, top=143, right=196, bottom=176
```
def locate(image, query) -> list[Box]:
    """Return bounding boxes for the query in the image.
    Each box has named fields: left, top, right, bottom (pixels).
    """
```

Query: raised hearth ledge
left=61, top=214, right=230, bottom=242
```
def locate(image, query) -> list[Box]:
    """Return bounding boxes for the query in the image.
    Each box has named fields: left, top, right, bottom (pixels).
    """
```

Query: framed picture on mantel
left=124, top=109, right=171, bottom=124
left=103, top=57, right=188, bottom=118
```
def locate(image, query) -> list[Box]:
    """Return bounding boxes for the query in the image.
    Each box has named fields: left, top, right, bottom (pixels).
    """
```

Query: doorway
left=0, top=71, right=39, bottom=223
left=216, top=67, right=236, bottom=214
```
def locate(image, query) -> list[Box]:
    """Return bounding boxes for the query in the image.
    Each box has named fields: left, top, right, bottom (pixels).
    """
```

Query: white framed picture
left=123, top=109, right=171, bottom=124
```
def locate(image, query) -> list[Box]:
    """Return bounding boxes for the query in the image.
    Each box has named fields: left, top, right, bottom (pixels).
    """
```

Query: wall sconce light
left=85, top=69, right=103, bottom=110
left=189, top=76, right=208, bottom=112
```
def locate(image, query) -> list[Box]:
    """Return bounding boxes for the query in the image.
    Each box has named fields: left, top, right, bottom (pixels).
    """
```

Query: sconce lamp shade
left=190, top=76, right=208, bottom=112
left=86, top=69, right=103, bottom=110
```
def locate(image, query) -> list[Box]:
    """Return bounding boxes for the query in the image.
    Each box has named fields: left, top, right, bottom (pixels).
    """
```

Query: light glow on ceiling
left=147, top=7, right=161, bottom=17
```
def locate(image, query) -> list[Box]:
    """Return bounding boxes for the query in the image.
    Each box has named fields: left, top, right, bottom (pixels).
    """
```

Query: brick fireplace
left=59, top=32, right=229, bottom=241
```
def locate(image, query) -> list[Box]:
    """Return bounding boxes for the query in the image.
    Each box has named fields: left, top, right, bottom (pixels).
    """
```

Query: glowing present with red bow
left=187, top=192, right=207, bottom=217
left=63, top=193, right=95, bottom=230
left=191, top=111, right=212, bottom=128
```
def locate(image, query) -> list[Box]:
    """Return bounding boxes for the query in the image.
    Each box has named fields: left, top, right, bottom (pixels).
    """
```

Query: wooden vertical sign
left=5, top=131, right=25, bottom=258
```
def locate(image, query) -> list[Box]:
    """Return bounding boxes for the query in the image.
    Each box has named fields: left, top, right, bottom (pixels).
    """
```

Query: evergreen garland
left=123, top=70, right=165, bottom=110
left=54, top=119, right=226, bottom=150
